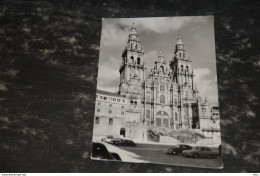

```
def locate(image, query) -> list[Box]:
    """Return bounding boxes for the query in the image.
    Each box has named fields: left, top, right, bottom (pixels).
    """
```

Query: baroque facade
left=93, top=23, right=221, bottom=145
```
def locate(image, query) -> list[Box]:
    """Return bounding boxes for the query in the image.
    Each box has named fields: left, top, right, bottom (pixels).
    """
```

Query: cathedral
left=93, top=22, right=221, bottom=145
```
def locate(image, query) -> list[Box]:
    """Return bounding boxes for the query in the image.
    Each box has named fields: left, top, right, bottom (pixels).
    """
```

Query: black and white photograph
left=1, top=0, right=260, bottom=173
left=91, top=16, right=223, bottom=168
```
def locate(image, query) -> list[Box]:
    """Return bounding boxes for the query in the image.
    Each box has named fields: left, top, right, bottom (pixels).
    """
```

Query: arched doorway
left=120, top=128, right=125, bottom=137
left=155, top=111, right=169, bottom=127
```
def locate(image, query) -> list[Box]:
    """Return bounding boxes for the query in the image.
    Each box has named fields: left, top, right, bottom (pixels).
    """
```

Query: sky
left=97, top=16, right=219, bottom=105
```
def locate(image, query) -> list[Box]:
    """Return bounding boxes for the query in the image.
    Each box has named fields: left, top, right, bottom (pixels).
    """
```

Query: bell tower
left=170, top=34, right=194, bottom=89
left=119, top=21, right=145, bottom=97
left=170, top=34, right=201, bottom=129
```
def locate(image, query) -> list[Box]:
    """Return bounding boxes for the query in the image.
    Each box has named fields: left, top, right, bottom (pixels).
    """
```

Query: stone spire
left=119, top=20, right=145, bottom=96
left=130, top=18, right=137, bottom=35
left=158, top=48, right=164, bottom=62
left=123, top=19, right=143, bottom=53
left=175, top=33, right=185, bottom=52
left=177, top=33, right=183, bottom=45
left=205, top=97, right=208, bottom=104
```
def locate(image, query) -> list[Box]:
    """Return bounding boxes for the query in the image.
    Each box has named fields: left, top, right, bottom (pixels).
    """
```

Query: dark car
left=166, top=144, right=192, bottom=155
left=111, top=138, right=122, bottom=145
left=91, top=142, right=121, bottom=161
left=112, top=139, right=136, bottom=146
left=183, top=146, right=219, bottom=158
left=120, top=139, right=136, bottom=146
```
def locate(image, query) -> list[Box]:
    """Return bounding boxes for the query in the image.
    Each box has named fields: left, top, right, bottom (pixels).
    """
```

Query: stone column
left=144, top=83, right=146, bottom=125
left=188, top=103, right=193, bottom=129
left=161, top=114, right=163, bottom=127
left=152, top=104, right=155, bottom=126
left=171, top=90, right=174, bottom=129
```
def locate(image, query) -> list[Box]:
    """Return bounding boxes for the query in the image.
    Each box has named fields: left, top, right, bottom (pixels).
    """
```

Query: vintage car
left=166, top=144, right=192, bottom=155
left=110, top=138, right=122, bottom=145
left=112, top=138, right=136, bottom=146
left=183, top=146, right=219, bottom=158
left=91, top=142, right=121, bottom=161
left=101, top=135, right=114, bottom=143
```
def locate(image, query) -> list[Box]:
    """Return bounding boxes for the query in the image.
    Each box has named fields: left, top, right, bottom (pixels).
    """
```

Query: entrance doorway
left=120, top=128, right=125, bottom=137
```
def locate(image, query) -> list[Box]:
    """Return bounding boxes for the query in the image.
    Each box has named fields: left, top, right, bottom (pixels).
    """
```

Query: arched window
left=146, top=95, right=151, bottom=102
left=137, top=57, right=140, bottom=64
left=146, top=110, right=150, bottom=119
left=130, top=100, right=133, bottom=105
left=109, top=118, right=113, bottom=125
left=181, top=65, right=183, bottom=71
left=95, top=117, right=99, bottom=124
left=130, top=56, right=134, bottom=64
left=134, top=101, right=137, bottom=105
left=175, top=112, right=178, bottom=121
left=174, top=99, right=178, bottom=106
left=160, top=84, right=165, bottom=91
left=202, top=108, right=206, bottom=117
left=160, top=94, right=165, bottom=104
left=156, top=111, right=162, bottom=116
left=159, top=66, right=164, bottom=74
left=186, top=66, right=189, bottom=72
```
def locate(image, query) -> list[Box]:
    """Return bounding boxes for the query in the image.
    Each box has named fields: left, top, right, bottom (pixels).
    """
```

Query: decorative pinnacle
left=130, top=18, right=137, bottom=34
left=158, top=48, right=164, bottom=62
left=205, top=97, right=208, bottom=103
left=176, top=33, right=183, bottom=45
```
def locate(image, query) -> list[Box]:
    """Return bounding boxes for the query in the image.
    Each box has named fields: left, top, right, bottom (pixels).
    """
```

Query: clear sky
left=97, top=16, right=219, bottom=105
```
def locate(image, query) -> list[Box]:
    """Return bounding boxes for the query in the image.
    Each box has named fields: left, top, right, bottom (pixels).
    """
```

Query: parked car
left=166, top=144, right=192, bottom=155
left=111, top=138, right=122, bottom=145
left=119, top=139, right=136, bottom=146
left=101, top=135, right=114, bottom=143
left=183, top=146, right=219, bottom=158
left=112, top=138, right=136, bottom=146
left=91, top=142, right=121, bottom=161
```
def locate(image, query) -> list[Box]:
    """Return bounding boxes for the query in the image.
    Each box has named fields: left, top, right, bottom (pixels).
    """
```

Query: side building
left=93, top=90, right=127, bottom=140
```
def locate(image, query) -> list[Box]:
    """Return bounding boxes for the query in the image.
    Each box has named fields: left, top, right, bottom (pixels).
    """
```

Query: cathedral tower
left=170, top=34, right=194, bottom=88
left=119, top=22, right=145, bottom=97
left=170, top=34, right=200, bottom=129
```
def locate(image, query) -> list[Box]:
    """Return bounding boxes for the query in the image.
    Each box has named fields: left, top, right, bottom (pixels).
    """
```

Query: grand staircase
left=148, top=126, right=205, bottom=144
